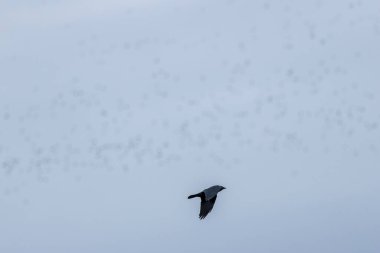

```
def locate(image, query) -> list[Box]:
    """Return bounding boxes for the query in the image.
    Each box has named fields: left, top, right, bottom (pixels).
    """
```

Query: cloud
left=0, top=0, right=166, bottom=31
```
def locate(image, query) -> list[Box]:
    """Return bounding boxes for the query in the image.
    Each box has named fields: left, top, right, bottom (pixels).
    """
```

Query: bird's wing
left=199, top=195, right=217, bottom=219
left=203, top=186, right=220, bottom=201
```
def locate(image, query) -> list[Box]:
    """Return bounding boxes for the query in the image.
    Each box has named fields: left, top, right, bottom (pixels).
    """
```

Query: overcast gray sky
left=1, top=0, right=380, bottom=252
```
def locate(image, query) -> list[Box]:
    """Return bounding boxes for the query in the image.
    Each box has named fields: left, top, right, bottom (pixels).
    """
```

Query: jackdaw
left=188, top=185, right=226, bottom=219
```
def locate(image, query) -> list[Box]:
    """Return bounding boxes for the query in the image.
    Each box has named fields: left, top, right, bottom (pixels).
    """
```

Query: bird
left=188, top=185, right=226, bottom=219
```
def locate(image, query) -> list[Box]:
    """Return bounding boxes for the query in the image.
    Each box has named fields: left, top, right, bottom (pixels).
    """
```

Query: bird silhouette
left=188, top=185, right=226, bottom=219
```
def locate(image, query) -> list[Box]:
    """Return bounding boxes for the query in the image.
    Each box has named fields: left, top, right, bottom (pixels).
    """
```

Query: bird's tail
left=188, top=193, right=202, bottom=199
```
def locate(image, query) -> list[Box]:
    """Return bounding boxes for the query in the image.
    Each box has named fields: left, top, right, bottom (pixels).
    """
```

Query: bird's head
left=219, top=186, right=226, bottom=191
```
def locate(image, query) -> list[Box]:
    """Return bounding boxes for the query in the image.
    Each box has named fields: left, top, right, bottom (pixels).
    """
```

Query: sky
left=1, top=0, right=380, bottom=252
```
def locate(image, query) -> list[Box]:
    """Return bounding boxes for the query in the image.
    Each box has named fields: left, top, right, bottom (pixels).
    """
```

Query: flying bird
left=188, top=185, right=226, bottom=219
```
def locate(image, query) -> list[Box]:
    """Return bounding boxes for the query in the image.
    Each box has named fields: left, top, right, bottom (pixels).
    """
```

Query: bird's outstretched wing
left=199, top=195, right=217, bottom=219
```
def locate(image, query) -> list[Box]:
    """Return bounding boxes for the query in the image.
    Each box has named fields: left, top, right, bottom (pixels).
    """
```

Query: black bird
left=188, top=185, right=226, bottom=219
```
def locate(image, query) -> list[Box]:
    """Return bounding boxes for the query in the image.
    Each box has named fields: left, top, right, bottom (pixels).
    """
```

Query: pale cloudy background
left=1, top=0, right=380, bottom=252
